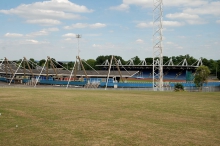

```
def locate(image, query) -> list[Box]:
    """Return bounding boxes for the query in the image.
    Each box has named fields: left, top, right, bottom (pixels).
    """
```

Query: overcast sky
left=0, top=0, right=220, bottom=61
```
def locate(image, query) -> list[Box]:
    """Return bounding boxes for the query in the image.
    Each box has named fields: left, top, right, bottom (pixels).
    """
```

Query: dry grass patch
left=0, top=88, right=220, bottom=145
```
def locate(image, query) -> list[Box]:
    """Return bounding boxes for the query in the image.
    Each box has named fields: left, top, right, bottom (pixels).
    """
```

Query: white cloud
left=183, top=2, right=220, bottom=16
left=26, top=19, right=61, bottom=26
left=163, top=21, right=184, bottom=27
left=109, top=4, right=129, bottom=11
left=4, top=33, right=23, bottom=37
left=92, top=43, right=115, bottom=49
left=84, top=33, right=102, bottom=37
left=166, top=42, right=174, bottom=45
left=0, top=0, right=93, bottom=26
left=90, top=23, right=106, bottom=28
left=166, top=13, right=206, bottom=25
left=62, top=33, right=76, bottom=37
left=136, top=21, right=184, bottom=28
left=64, top=38, right=72, bottom=41
left=20, top=39, right=49, bottom=45
left=165, top=41, right=183, bottom=50
left=64, top=23, right=106, bottom=29
left=46, top=27, right=59, bottom=32
left=164, top=0, right=208, bottom=7
left=217, top=20, right=220, bottom=24
left=136, top=39, right=144, bottom=43
left=186, top=19, right=206, bottom=25
left=64, top=23, right=87, bottom=29
left=92, top=44, right=102, bottom=48
left=136, top=22, right=153, bottom=28
left=110, top=0, right=208, bottom=11
left=166, top=13, right=200, bottom=20
left=26, top=39, right=39, bottom=44
left=26, top=28, right=59, bottom=37
left=26, top=30, right=48, bottom=37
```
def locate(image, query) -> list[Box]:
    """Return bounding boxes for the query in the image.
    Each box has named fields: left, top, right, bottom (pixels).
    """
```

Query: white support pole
left=9, top=58, right=24, bottom=85
left=34, top=58, right=48, bottom=87
left=66, top=58, right=77, bottom=89
left=105, top=55, right=113, bottom=90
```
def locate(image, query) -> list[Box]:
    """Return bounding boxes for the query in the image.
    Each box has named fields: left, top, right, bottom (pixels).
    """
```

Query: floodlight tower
left=76, top=34, right=81, bottom=70
left=153, top=0, right=163, bottom=91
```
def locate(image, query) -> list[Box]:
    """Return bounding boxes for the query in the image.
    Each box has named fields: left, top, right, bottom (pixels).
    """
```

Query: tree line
left=13, top=54, right=220, bottom=79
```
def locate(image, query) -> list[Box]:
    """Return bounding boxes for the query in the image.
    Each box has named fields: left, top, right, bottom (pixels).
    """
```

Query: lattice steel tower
left=153, top=0, right=163, bottom=91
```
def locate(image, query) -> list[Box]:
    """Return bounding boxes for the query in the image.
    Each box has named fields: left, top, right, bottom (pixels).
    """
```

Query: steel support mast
left=76, top=34, right=81, bottom=71
left=153, top=0, right=163, bottom=91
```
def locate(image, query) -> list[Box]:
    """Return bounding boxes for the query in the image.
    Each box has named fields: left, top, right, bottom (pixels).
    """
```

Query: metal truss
left=153, top=0, right=163, bottom=91
left=98, top=58, right=203, bottom=68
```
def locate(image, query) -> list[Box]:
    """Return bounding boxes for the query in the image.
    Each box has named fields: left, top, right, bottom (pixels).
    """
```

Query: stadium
left=0, top=56, right=219, bottom=90
left=1, top=1, right=220, bottom=146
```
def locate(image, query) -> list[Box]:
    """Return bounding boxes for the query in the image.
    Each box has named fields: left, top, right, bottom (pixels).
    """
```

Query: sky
left=0, top=0, right=220, bottom=61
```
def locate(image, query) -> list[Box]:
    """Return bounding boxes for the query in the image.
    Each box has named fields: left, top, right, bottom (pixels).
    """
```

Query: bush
left=174, top=83, right=184, bottom=92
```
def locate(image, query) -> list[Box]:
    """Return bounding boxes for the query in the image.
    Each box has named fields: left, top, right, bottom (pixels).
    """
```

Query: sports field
left=0, top=88, right=219, bottom=145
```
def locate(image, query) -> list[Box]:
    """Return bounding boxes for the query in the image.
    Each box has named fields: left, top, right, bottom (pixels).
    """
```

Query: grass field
left=0, top=88, right=220, bottom=146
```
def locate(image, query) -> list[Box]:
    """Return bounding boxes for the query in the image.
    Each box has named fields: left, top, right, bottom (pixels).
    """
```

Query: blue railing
left=39, top=80, right=87, bottom=86
left=1, top=77, right=220, bottom=88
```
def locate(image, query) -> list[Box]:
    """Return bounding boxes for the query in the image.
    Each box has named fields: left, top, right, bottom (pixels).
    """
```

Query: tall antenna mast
left=76, top=34, right=81, bottom=70
left=76, top=34, right=81, bottom=57
left=153, top=0, right=163, bottom=91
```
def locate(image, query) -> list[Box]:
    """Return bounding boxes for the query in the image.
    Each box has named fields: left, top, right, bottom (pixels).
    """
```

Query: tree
left=83, top=59, right=96, bottom=70
left=194, top=65, right=210, bottom=90
left=217, top=60, right=220, bottom=80
left=185, top=54, right=197, bottom=65
left=163, top=56, right=170, bottom=64
left=68, top=61, right=74, bottom=70
left=96, top=55, right=111, bottom=66
left=145, top=57, right=153, bottom=65
left=114, top=56, right=126, bottom=65
left=174, top=83, right=184, bottom=92
left=132, top=56, right=141, bottom=65
left=38, top=59, right=46, bottom=66
left=29, top=58, right=37, bottom=69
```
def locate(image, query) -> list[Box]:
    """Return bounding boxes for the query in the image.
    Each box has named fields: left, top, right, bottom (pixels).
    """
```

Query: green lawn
left=0, top=88, right=219, bottom=145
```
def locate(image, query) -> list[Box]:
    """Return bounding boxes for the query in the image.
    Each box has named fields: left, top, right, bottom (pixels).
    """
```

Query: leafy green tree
left=16, top=59, right=22, bottom=64
left=208, top=59, right=217, bottom=74
left=217, top=60, right=220, bottom=80
left=68, top=62, right=74, bottom=70
left=29, top=58, right=37, bottom=69
left=96, top=55, right=111, bottom=66
left=132, top=56, right=141, bottom=65
left=114, top=56, right=126, bottom=65
left=174, top=55, right=185, bottom=64
left=202, top=58, right=217, bottom=75
left=174, top=83, right=184, bottom=92
left=185, top=54, right=197, bottom=65
left=38, top=59, right=46, bottom=66
left=194, top=65, right=210, bottom=90
left=95, top=55, right=126, bottom=70
left=202, top=58, right=209, bottom=66
left=145, top=57, right=153, bottom=65
left=163, top=56, right=169, bottom=64
left=83, top=59, right=96, bottom=70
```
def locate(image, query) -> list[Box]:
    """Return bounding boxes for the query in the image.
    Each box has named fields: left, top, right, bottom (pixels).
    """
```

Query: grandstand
left=96, top=57, right=202, bottom=82
left=0, top=57, right=219, bottom=89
